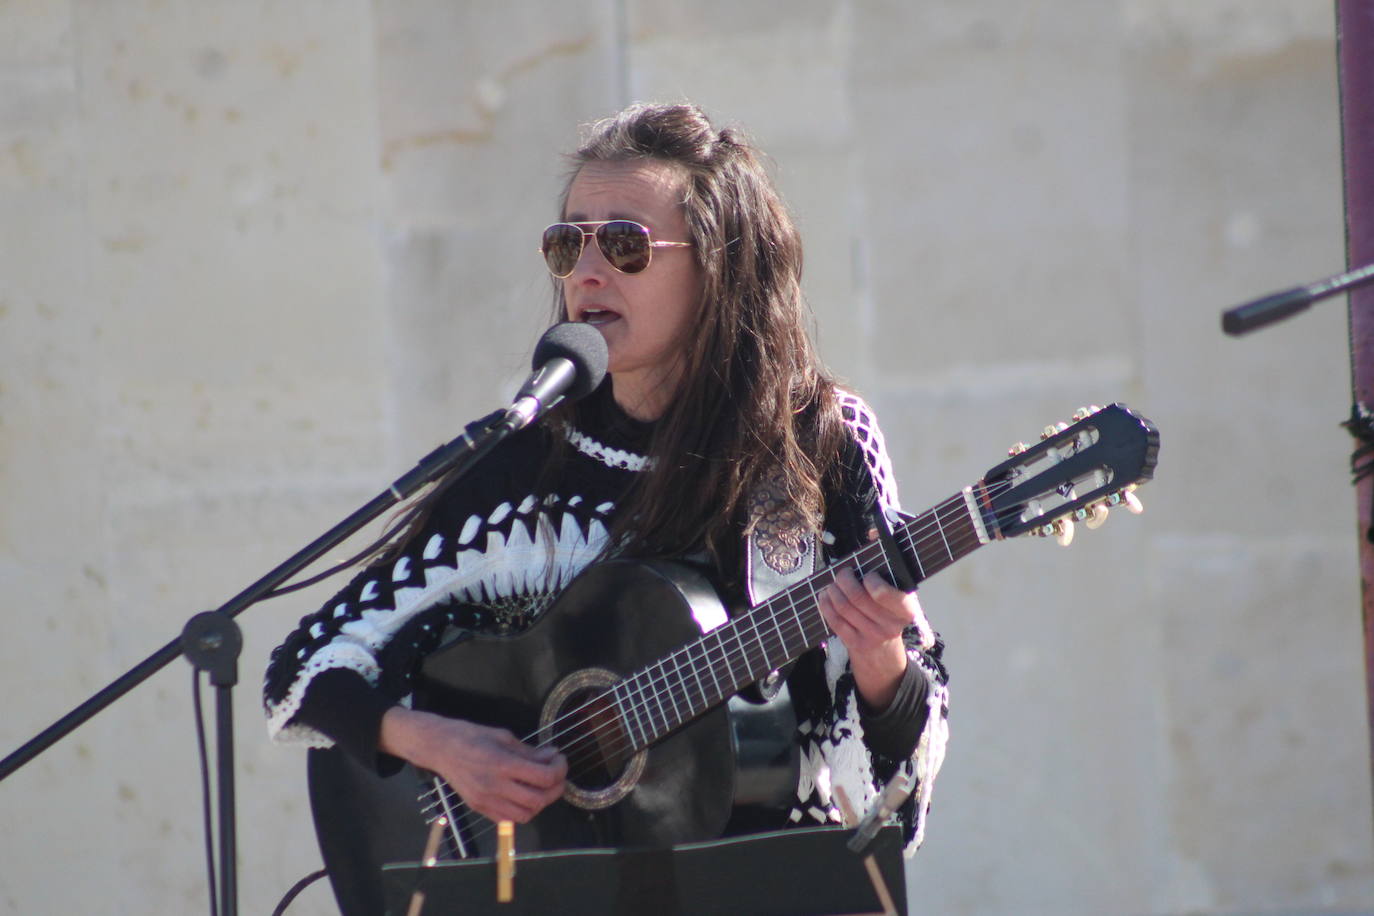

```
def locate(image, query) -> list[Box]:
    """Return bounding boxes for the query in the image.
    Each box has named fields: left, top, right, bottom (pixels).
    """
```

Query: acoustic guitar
left=307, top=403, right=1159, bottom=914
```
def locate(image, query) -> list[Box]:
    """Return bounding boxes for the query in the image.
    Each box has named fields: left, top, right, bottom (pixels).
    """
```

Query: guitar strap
left=726, top=448, right=893, bottom=811
left=743, top=526, right=818, bottom=606
left=725, top=512, right=815, bottom=812
left=741, top=474, right=820, bottom=699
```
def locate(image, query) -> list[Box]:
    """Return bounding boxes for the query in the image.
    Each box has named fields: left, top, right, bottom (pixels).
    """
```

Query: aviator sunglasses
left=540, top=220, right=693, bottom=279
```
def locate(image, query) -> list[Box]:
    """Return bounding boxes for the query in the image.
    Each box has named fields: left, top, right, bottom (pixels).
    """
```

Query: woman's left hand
left=817, top=566, right=922, bottom=711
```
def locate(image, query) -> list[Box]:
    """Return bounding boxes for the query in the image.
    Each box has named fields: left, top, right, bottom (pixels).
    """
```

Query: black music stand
left=381, top=824, right=906, bottom=916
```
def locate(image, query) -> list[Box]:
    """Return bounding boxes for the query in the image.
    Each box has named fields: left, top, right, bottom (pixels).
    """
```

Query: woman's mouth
left=579, top=309, right=620, bottom=326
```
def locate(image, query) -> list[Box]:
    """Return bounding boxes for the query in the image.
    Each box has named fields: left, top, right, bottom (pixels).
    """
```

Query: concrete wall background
left=1, top=2, right=1368, bottom=914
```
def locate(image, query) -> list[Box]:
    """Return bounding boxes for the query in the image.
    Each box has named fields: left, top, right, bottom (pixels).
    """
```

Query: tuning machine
left=1031, top=518, right=1075, bottom=546
left=1080, top=502, right=1110, bottom=530
left=1071, top=404, right=1104, bottom=421
left=1098, top=485, right=1144, bottom=515
left=1073, top=486, right=1145, bottom=533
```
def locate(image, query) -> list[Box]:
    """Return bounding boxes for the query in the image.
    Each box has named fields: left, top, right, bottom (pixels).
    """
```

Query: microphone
left=1221, top=260, right=1374, bottom=335
left=500, top=322, right=608, bottom=431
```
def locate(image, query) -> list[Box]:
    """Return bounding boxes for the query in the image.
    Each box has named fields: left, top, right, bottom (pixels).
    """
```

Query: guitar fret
left=909, top=544, right=926, bottom=579
left=934, top=508, right=956, bottom=565
left=867, top=544, right=892, bottom=584
left=768, top=609, right=786, bottom=669
left=622, top=673, right=647, bottom=746
left=784, top=590, right=808, bottom=653
left=683, top=649, right=701, bottom=718
left=658, top=664, right=676, bottom=734
left=802, top=576, right=824, bottom=642
left=665, top=655, right=686, bottom=728
left=747, top=616, right=766, bottom=683
left=908, top=496, right=984, bottom=579
left=645, top=665, right=669, bottom=738
left=656, top=660, right=680, bottom=731
left=705, top=631, right=724, bottom=705
left=638, top=673, right=658, bottom=740
left=730, top=621, right=751, bottom=691
left=613, top=680, right=644, bottom=750
left=688, top=643, right=710, bottom=710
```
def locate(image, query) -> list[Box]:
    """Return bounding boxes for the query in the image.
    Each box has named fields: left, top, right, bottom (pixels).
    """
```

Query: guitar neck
left=608, top=485, right=992, bottom=750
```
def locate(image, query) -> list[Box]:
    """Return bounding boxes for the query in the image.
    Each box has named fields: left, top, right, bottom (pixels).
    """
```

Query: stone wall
left=1, top=2, right=1367, bottom=914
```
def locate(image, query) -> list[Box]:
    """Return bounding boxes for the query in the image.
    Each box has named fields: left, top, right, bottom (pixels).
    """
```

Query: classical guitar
left=307, top=403, right=1159, bottom=914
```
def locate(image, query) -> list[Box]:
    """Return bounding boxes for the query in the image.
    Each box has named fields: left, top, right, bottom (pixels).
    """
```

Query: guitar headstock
left=980, top=403, right=1159, bottom=545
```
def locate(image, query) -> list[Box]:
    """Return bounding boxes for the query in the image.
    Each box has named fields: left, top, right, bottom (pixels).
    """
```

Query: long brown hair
left=552, top=102, right=846, bottom=580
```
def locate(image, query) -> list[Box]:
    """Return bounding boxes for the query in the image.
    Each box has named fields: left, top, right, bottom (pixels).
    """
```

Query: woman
left=264, top=102, right=948, bottom=860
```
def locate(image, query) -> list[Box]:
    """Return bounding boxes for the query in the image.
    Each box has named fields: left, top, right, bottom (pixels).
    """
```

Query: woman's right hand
left=379, top=706, right=567, bottom=824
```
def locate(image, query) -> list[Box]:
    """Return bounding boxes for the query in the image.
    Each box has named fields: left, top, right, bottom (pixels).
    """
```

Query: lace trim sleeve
left=837, top=390, right=901, bottom=513
left=262, top=493, right=613, bottom=746
left=795, top=389, right=950, bottom=856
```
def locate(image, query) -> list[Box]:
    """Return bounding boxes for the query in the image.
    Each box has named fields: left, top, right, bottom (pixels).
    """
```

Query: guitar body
left=309, top=559, right=744, bottom=915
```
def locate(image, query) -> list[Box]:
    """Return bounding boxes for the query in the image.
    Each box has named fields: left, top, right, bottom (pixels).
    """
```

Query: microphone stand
left=1221, top=260, right=1374, bottom=335
left=0, top=407, right=517, bottom=916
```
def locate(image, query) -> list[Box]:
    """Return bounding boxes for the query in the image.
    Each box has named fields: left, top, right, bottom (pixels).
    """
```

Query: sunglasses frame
left=540, top=220, right=693, bottom=279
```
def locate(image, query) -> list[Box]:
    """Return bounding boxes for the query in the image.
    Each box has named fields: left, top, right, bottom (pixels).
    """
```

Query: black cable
left=191, top=669, right=219, bottom=916
left=269, top=868, right=330, bottom=916
left=260, top=497, right=429, bottom=599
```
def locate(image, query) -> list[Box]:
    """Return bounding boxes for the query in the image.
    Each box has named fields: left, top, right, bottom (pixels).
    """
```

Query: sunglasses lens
left=596, top=221, right=653, bottom=274
left=542, top=224, right=584, bottom=277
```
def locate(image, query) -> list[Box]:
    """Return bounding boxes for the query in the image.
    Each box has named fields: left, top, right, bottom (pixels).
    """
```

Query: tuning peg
left=1071, top=405, right=1107, bottom=422
left=1122, top=487, right=1144, bottom=514
left=1040, top=421, right=1070, bottom=441
left=1083, top=503, right=1110, bottom=529
left=1053, top=518, right=1074, bottom=547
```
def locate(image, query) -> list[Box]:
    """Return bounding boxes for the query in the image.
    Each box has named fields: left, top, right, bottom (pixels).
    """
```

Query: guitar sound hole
left=540, top=666, right=646, bottom=810
left=554, top=687, right=630, bottom=791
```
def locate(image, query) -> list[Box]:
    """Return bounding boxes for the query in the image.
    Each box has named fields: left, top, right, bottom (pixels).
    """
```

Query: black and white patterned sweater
left=263, top=385, right=949, bottom=855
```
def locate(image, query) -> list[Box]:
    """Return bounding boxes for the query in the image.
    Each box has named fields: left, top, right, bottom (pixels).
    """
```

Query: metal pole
left=1337, top=0, right=1374, bottom=819
left=218, top=684, right=237, bottom=916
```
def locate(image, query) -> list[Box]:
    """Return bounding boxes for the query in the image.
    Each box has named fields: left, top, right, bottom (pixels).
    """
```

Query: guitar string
left=423, top=431, right=1132, bottom=851
left=415, top=475, right=1042, bottom=829
left=419, top=456, right=1121, bottom=850
left=514, top=471, right=1054, bottom=762
left=573, top=464, right=1127, bottom=770
left=416, top=482, right=1024, bottom=847
left=416, top=475, right=1048, bottom=845
left=419, top=507, right=997, bottom=854
left=529, top=492, right=997, bottom=774
left=435, top=486, right=988, bottom=781
left=458, top=416, right=1112, bottom=781
left=422, top=491, right=1080, bottom=855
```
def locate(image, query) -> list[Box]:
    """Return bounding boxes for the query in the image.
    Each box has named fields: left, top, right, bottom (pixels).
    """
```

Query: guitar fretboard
left=606, top=486, right=991, bottom=749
